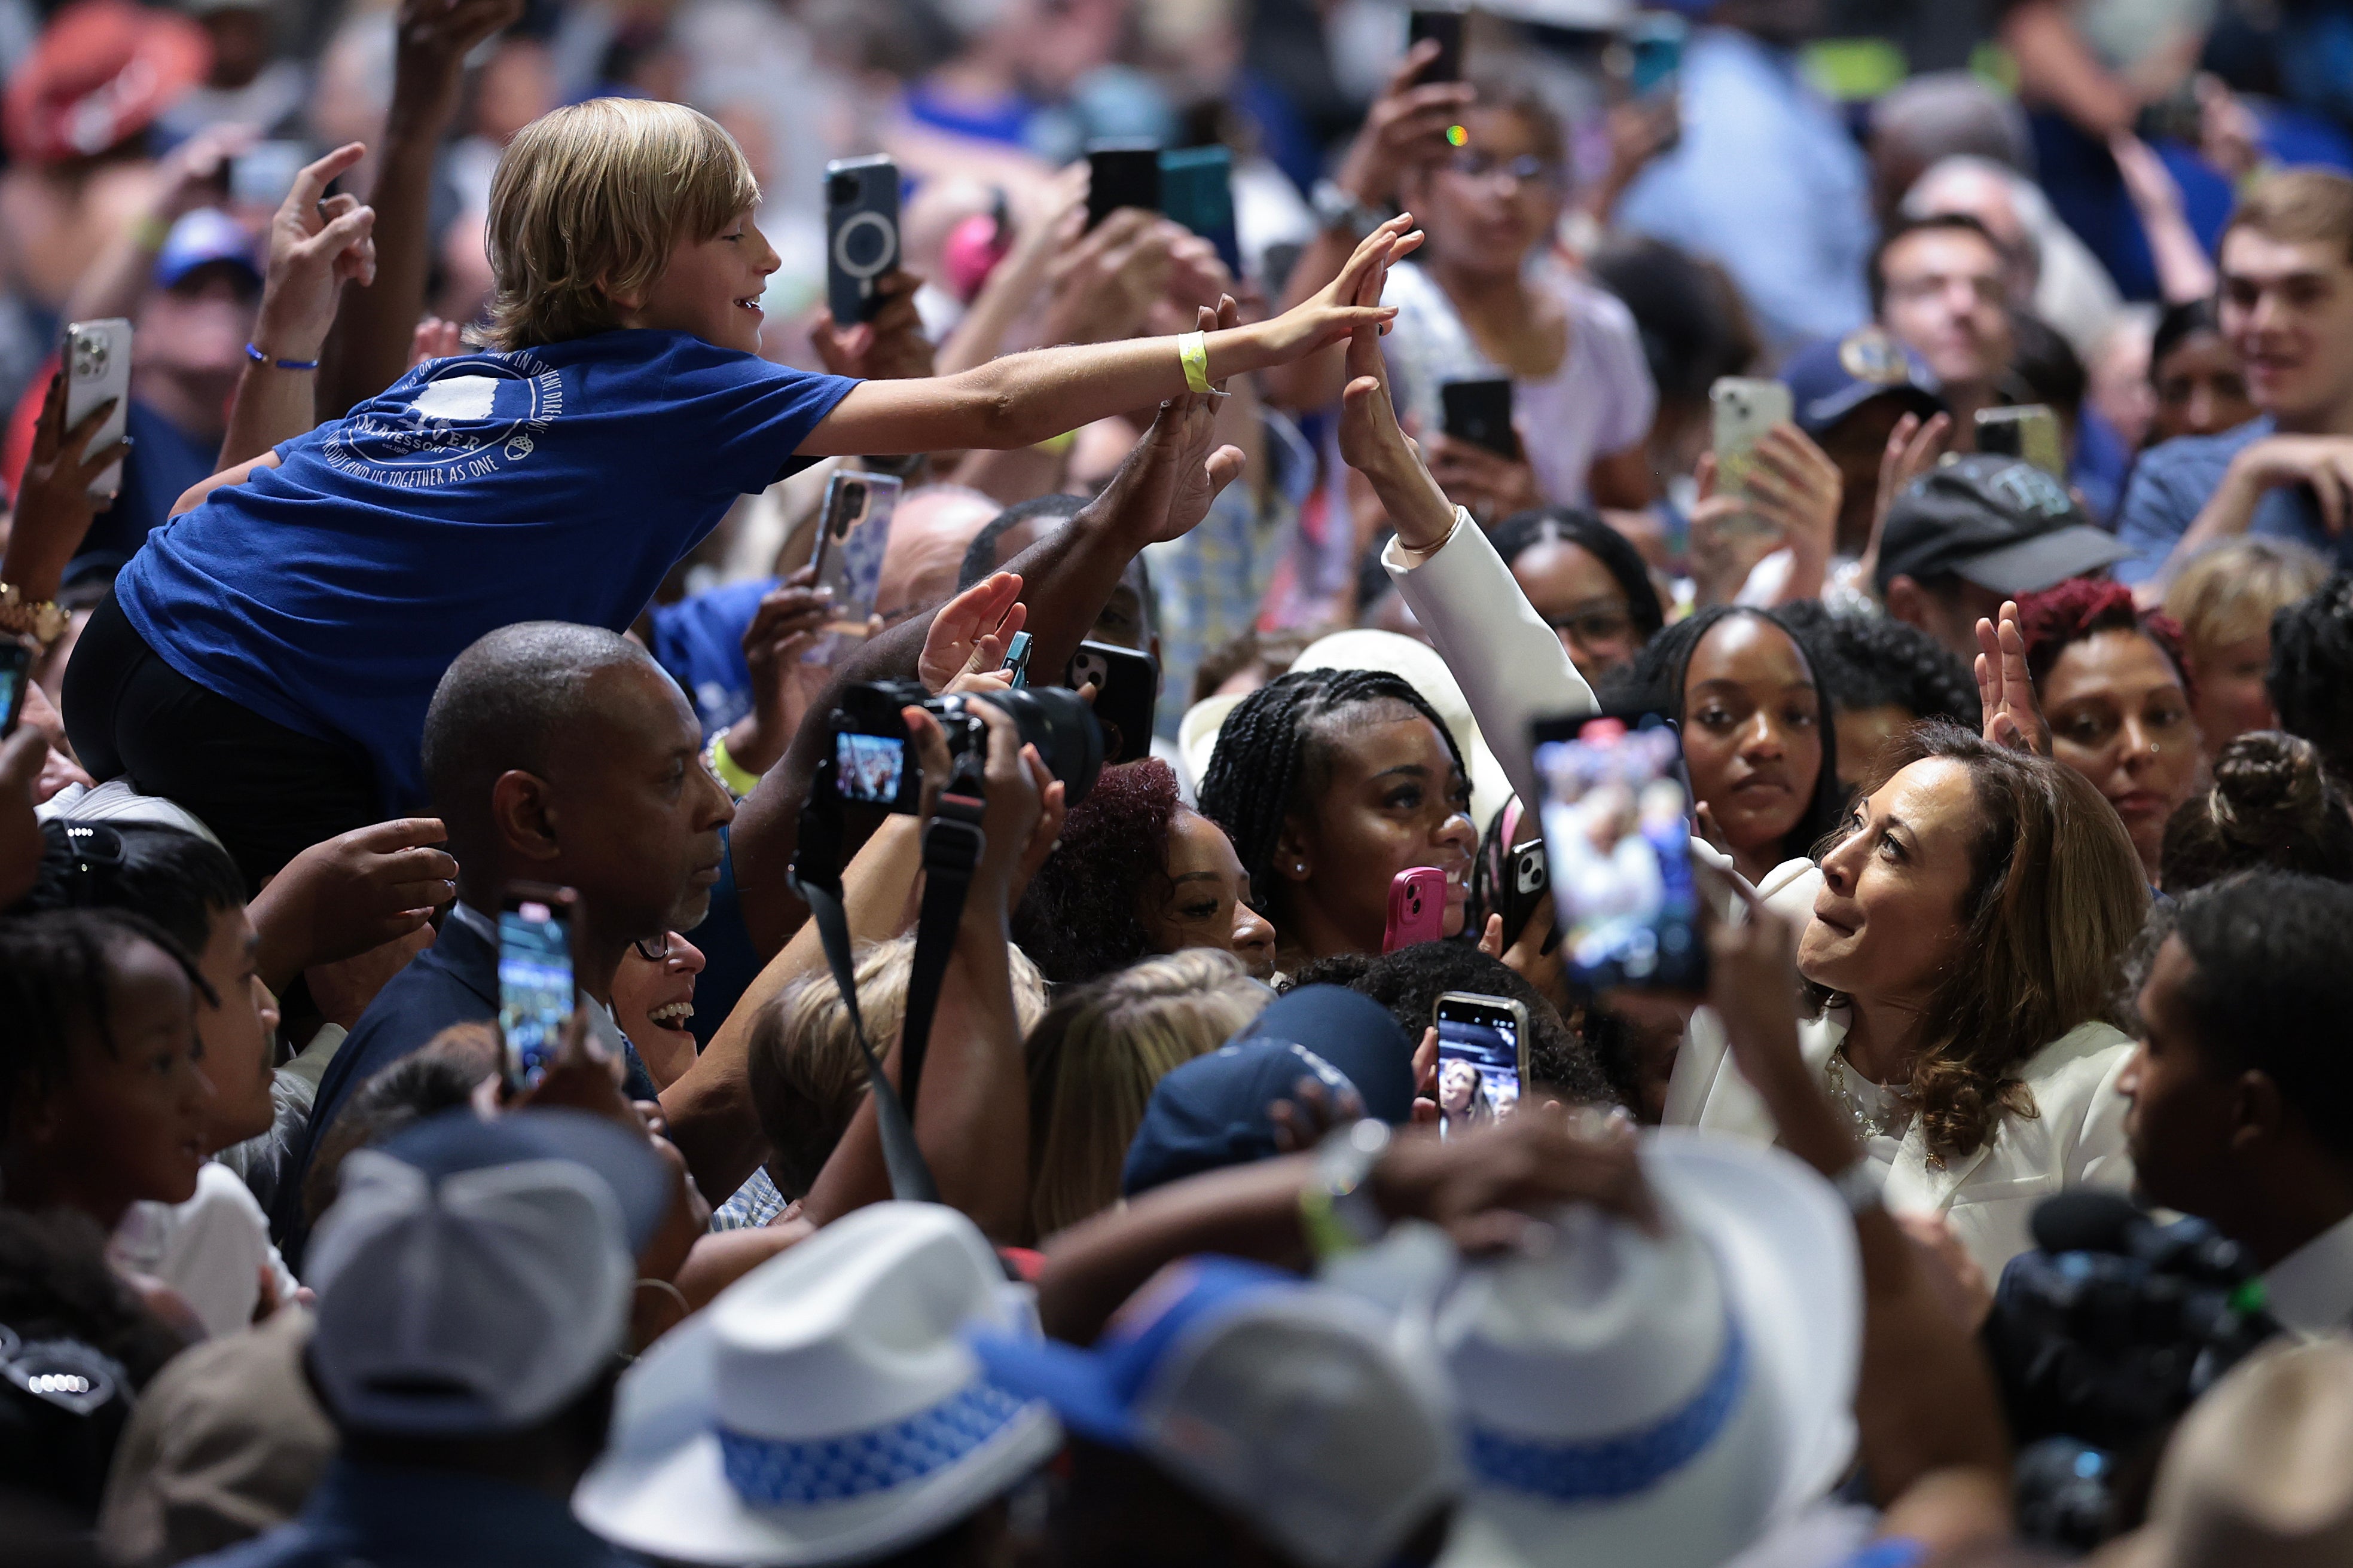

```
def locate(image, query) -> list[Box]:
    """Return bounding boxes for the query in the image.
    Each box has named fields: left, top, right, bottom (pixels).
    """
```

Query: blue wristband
left=245, top=343, right=319, bottom=372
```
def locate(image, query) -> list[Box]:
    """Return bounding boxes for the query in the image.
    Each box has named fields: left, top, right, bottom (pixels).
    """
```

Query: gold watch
left=0, top=583, right=69, bottom=650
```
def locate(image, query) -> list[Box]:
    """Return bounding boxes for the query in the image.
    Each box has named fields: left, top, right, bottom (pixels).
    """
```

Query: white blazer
left=1670, top=999, right=2136, bottom=1279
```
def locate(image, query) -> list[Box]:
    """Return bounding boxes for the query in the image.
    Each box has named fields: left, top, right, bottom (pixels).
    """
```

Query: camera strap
left=896, top=794, right=987, bottom=1123
left=790, top=757, right=938, bottom=1204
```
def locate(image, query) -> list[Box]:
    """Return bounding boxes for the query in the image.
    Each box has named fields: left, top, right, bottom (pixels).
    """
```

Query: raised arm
left=799, top=219, right=1417, bottom=457
left=319, top=0, right=524, bottom=417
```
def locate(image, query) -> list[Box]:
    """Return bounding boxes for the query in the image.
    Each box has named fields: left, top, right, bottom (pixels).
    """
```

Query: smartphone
left=1087, top=142, right=1163, bottom=230
left=1441, top=377, right=1518, bottom=460
left=1499, top=839, right=1551, bottom=952
left=1384, top=866, right=1449, bottom=953
left=804, top=469, right=903, bottom=662
left=62, top=319, right=132, bottom=503
left=1531, top=711, right=1705, bottom=994
left=1433, top=991, right=1530, bottom=1138
left=230, top=140, right=309, bottom=210
left=826, top=155, right=901, bottom=326
left=1976, top=404, right=2066, bottom=479
left=0, top=643, right=29, bottom=738
left=1710, top=375, right=1793, bottom=532
left=1626, top=13, right=1686, bottom=97
left=1407, top=8, right=1466, bottom=82
left=1002, top=629, right=1034, bottom=689
left=1159, top=143, right=1243, bottom=279
left=498, top=882, right=578, bottom=1092
left=1066, top=640, right=1156, bottom=765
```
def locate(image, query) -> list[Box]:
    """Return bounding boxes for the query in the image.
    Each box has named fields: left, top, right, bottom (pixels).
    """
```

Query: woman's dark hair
left=2159, top=730, right=2353, bottom=895
left=1603, top=606, right=1847, bottom=864
left=1490, top=508, right=1666, bottom=643
left=2150, top=298, right=2222, bottom=377
left=2267, top=571, right=2353, bottom=785
left=0, top=910, right=212, bottom=1136
left=2018, top=577, right=2193, bottom=698
left=2002, top=310, right=2086, bottom=421
left=1586, top=236, right=1760, bottom=406
left=1198, top=669, right=1467, bottom=924
left=1812, top=723, right=2148, bottom=1159
left=1013, top=760, right=1185, bottom=985
left=1773, top=601, right=1980, bottom=729
left=300, top=1025, right=500, bottom=1231
left=13, top=823, right=244, bottom=957
left=1287, top=944, right=1619, bottom=1108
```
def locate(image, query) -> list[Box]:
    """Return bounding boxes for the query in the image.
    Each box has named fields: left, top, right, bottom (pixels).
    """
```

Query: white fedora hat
left=573, top=1202, right=1061, bottom=1566
left=1436, top=1130, right=1860, bottom=1568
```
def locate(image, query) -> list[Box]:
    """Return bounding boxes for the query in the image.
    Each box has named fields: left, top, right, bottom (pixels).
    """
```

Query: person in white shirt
left=2120, top=871, right=2353, bottom=1337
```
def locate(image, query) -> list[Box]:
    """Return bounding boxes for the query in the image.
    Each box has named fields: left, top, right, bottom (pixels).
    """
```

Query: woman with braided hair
left=1198, top=667, right=1478, bottom=965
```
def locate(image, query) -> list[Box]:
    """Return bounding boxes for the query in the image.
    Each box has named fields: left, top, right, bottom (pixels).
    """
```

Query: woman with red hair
left=2018, top=578, right=2202, bottom=882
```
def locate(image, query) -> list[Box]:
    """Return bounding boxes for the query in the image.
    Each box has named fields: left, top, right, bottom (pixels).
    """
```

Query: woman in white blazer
left=1671, top=719, right=2151, bottom=1277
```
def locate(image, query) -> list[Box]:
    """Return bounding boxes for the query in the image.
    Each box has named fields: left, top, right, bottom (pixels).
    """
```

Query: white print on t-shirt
left=322, top=350, right=563, bottom=489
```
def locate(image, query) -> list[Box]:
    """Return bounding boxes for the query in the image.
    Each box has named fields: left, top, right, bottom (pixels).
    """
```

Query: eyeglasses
left=1444, top=150, right=1564, bottom=189
left=632, top=934, right=672, bottom=964
left=1544, top=606, right=1638, bottom=647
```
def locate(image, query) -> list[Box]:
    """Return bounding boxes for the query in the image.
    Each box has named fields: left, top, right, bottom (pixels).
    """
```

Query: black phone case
left=1086, top=143, right=1163, bottom=230
left=1499, top=841, right=1552, bottom=952
left=826, top=156, right=901, bottom=326
left=1067, top=641, right=1157, bottom=765
left=1408, top=9, right=1466, bottom=81
left=1442, top=377, right=1519, bottom=460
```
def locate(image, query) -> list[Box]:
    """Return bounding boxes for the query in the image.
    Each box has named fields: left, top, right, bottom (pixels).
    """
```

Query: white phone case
left=1710, top=375, right=1793, bottom=511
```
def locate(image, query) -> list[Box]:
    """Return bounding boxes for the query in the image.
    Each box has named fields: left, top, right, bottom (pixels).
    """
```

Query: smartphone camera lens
left=827, top=172, right=859, bottom=206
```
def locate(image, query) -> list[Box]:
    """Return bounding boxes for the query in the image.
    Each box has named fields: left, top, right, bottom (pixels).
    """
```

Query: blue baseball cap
left=1781, top=326, right=1945, bottom=436
left=152, top=207, right=260, bottom=291
left=1119, top=986, right=1415, bottom=1197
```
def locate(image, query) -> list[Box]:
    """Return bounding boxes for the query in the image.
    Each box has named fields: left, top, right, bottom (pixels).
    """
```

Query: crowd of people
left=9, top=0, right=2353, bottom=1563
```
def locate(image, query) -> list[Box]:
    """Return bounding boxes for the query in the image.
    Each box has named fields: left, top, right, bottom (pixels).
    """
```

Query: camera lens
left=968, top=686, right=1103, bottom=806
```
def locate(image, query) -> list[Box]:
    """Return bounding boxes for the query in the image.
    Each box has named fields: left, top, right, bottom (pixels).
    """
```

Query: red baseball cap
left=4, top=1, right=207, bottom=164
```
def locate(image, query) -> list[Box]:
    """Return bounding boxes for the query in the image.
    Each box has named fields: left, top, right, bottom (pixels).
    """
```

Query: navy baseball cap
left=1121, top=986, right=1415, bottom=1197
left=1874, top=454, right=2131, bottom=598
left=153, top=207, right=260, bottom=291
left=1782, top=326, right=1945, bottom=436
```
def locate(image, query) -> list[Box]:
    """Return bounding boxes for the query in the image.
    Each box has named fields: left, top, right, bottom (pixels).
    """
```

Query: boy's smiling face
left=614, top=207, right=780, bottom=354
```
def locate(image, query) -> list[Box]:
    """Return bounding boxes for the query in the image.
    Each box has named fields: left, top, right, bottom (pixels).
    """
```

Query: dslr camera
left=1986, top=1192, right=2279, bottom=1551
left=827, top=680, right=1103, bottom=814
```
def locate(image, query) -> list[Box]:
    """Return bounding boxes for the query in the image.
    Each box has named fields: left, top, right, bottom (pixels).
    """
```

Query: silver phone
left=63, top=318, right=132, bottom=504
left=1710, top=375, right=1793, bottom=538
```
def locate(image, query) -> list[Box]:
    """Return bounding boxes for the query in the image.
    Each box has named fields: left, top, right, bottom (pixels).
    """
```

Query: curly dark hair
left=1287, top=945, right=1620, bottom=1108
left=1013, top=759, right=1185, bottom=985
left=1603, top=606, right=1848, bottom=864
left=0, top=910, right=212, bottom=1137
left=1810, top=723, right=2148, bottom=1159
left=1197, top=668, right=1466, bottom=932
left=2160, top=730, right=2353, bottom=895
left=2268, top=571, right=2353, bottom=787
left=1772, top=601, right=1980, bottom=732
left=2018, top=577, right=2193, bottom=699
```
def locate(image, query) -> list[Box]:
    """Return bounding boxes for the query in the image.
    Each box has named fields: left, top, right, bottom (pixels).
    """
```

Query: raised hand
left=253, top=142, right=377, bottom=363
left=1335, top=252, right=1455, bottom=549
left=408, top=315, right=463, bottom=368
left=725, top=567, right=838, bottom=777
left=1156, top=299, right=1252, bottom=538
left=1258, top=215, right=1418, bottom=362
left=1974, top=599, right=2050, bottom=755
left=250, top=816, right=459, bottom=986
left=390, top=0, right=527, bottom=130
left=919, top=571, right=1027, bottom=693
left=812, top=270, right=936, bottom=381
left=1332, top=41, right=1477, bottom=209
left=1862, top=411, right=1951, bottom=586
left=10, top=371, right=131, bottom=586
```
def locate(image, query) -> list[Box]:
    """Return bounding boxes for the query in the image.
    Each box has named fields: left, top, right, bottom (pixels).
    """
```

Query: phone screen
left=498, top=895, right=574, bottom=1090
left=1535, top=714, right=1705, bottom=992
left=835, top=730, right=908, bottom=805
left=1435, top=995, right=1522, bottom=1138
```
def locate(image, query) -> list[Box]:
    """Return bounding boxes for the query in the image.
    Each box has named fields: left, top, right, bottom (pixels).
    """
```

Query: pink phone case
left=1384, top=866, right=1448, bottom=953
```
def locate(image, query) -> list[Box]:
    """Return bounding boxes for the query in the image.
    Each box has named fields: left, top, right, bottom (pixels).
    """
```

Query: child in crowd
left=60, top=96, right=1413, bottom=884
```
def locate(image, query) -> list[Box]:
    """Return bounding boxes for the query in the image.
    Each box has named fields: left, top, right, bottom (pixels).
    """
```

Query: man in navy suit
left=275, top=622, right=733, bottom=1260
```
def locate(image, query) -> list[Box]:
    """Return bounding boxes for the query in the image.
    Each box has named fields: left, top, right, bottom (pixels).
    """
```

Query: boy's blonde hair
left=1021, top=949, right=1272, bottom=1244
left=2165, top=537, right=2330, bottom=661
left=483, top=97, right=759, bottom=351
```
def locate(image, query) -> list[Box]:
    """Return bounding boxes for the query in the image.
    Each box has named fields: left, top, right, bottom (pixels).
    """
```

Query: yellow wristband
left=1032, top=427, right=1078, bottom=456
left=706, top=732, right=762, bottom=799
left=1177, top=330, right=1213, bottom=395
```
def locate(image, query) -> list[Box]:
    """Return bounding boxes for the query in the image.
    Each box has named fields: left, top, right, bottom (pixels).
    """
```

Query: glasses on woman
left=1544, top=605, right=1637, bottom=648
left=632, top=934, right=672, bottom=963
left=1444, top=149, right=1563, bottom=190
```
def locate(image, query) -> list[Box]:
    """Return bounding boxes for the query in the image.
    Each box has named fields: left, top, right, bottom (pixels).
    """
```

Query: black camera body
left=827, top=680, right=1104, bottom=814
left=1986, top=1192, right=2279, bottom=1551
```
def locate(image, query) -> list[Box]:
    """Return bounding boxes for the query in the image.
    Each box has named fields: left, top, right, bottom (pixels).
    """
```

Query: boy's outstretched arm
left=796, top=218, right=1417, bottom=459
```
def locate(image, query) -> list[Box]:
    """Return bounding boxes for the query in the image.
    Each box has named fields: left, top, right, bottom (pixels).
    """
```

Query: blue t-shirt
left=649, top=574, right=777, bottom=740
left=112, top=331, right=856, bottom=809
left=2113, top=415, right=2351, bottom=586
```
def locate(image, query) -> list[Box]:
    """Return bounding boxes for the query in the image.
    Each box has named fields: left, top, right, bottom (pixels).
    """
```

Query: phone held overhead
left=825, top=155, right=900, bottom=326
